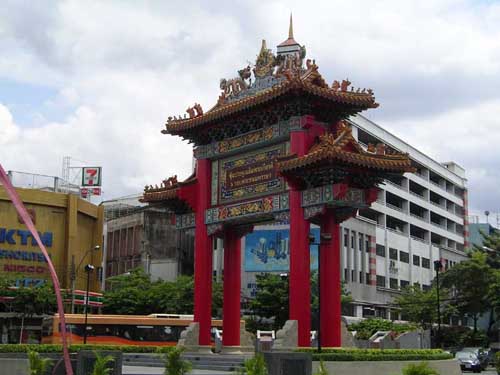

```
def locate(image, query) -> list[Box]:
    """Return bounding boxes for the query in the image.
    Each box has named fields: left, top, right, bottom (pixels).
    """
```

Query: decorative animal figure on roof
left=193, top=103, right=203, bottom=116
left=186, top=106, right=196, bottom=118
left=162, top=175, right=178, bottom=188
left=220, top=66, right=251, bottom=98
left=341, top=79, right=351, bottom=92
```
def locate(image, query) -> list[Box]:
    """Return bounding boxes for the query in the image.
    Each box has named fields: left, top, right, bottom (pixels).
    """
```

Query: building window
left=351, top=270, right=356, bottom=282
left=376, top=244, right=386, bottom=257
left=344, top=268, right=349, bottom=281
left=366, top=273, right=371, bottom=285
left=422, top=257, right=430, bottom=269
left=344, top=230, right=349, bottom=248
left=389, top=248, right=398, bottom=260
left=376, top=275, right=386, bottom=288
left=399, top=251, right=409, bottom=263
left=390, top=278, right=398, bottom=289
left=359, top=271, right=363, bottom=283
left=400, top=280, right=410, bottom=290
left=413, top=255, right=420, bottom=266
left=422, top=284, right=431, bottom=291
left=366, top=236, right=370, bottom=253
left=351, top=233, right=355, bottom=249
left=359, top=234, right=364, bottom=252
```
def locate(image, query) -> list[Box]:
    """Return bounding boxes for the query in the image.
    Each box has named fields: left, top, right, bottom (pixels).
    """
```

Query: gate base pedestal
left=221, top=346, right=255, bottom=354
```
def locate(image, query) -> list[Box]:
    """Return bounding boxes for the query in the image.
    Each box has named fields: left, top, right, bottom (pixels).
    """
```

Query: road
left=462, top=369, right=497, bottom=374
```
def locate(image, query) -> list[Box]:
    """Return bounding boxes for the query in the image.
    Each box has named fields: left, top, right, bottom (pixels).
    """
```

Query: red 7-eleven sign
left=82, top=167, right=102, bottom=187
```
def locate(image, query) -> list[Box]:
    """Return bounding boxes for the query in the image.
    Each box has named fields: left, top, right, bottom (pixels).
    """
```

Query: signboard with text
left=214, top=144, right=287, bottom=205
left=81, top=167, right=102, bottom=187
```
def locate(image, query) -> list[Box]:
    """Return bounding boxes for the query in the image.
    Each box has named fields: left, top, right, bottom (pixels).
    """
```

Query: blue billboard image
left=244, top=227, right=319, bottom=272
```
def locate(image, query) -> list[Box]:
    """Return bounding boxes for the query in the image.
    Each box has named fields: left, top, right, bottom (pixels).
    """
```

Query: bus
left=42, top=314, right=223, bottom=346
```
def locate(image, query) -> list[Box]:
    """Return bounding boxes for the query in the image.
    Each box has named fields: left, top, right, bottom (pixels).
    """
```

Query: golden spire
left=289, top=13, right=294, bottom=39
left=260, top=39, right=267, bottom=53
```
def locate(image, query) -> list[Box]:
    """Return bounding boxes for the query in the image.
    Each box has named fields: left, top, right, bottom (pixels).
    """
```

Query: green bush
left=238, top=354, right=268, bottom=375
left=91, top=352, right=114, bottom=375
left=314, top=359, right=329, bottom=375
left=495, top=352, right=500, bottom=373
left=347, top=318, right=419, bottom=340
left=0, top=344, right=174, bottom=354
left=164, top=347, right=192, bottom=375
left=28, top=350, right=53, bottom=375
left=402, top=362, right=439, bottom=375
left=297, top=348, right=452, bottom=362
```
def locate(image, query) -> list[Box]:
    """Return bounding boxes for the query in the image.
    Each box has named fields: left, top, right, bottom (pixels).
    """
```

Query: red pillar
left=222, top=231, right=241, bottom=347
left=289, top=129, right=311, bottom=347
left=193, top=159, right=213, bottom=346
left=320, top=211, right=341, bottom=347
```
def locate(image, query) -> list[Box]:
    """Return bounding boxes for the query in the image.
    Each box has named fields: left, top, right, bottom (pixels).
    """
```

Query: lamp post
left=71, top=245, right=100, bottom=313
left=83, top=264, right=95, bottom=345
left=433, top=259, right=443, bottom=348
left=309, top=232, right=332, bottom=353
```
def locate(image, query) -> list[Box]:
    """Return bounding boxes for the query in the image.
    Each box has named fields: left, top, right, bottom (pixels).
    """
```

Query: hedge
left=0, top=344, right=174, bottom=354
left=296, top=348, right=453, bottom=361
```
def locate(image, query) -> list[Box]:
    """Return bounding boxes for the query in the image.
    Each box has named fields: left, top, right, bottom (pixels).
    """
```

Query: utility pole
left=83, top=264, right=95, bottom=345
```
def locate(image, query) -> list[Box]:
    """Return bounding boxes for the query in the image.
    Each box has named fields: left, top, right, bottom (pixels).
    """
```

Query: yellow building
left=0, top=187, right=103, bottom=292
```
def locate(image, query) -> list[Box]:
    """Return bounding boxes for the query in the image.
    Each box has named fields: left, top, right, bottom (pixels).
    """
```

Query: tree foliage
left=103, top=268, right=222, bottom=316
left=394, top=284, right=455, bottom=329
left=440, top=251, right=494, bottom=332
left=474, top=229, right=500, bottom=269
left=248, top=272, right=352, bottom=331
left=0, top=275, right=59, bottom=316
left=249, top=274, right=289, bottom=331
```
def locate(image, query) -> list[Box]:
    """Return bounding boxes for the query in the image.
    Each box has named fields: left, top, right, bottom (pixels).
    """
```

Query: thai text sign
left=216, top=144, right=287, bottom=204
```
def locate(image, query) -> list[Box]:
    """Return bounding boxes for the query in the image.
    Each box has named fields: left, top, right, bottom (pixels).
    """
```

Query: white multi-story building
left=241, top=114, right=468, bottom=320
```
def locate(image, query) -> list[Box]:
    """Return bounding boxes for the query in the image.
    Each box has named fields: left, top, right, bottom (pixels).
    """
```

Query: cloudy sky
left=0, top=0, right=499, bottom=219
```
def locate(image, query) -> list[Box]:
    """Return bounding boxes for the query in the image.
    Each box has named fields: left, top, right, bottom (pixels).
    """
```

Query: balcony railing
left=430, top=221, right=447, bottom=229
left=409, top=190, right=426, bottom=200
left=384, top=180, right=406, bottom=191
left=386, top=202, right=405, bottom=212
left=410, top=213, right=427, bottom=222
left=410, top=235, right=429, bottom=244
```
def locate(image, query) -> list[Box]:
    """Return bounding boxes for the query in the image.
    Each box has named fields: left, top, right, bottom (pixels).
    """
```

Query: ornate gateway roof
left=162, top=20, right=378, bottom=143
left=276, top=122, right=415, bottom=188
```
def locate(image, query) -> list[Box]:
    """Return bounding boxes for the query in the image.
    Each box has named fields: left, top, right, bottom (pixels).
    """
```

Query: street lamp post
left=433, top=260, right=443, bottom=348
left=83, top=264, right=95, bottom=345
left=71, top=245, right=100, bottom=314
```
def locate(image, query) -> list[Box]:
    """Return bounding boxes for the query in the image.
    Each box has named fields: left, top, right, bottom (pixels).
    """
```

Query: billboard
left=244, top=227, right=320, bottom=272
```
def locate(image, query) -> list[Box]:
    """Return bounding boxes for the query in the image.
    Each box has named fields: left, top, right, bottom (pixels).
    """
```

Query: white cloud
left=0, top=104, right=20, bottom=144
left=0, top=0, right=499, bottom=213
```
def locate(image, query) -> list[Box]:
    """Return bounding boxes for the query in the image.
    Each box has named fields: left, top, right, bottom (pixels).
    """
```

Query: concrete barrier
left=0, top=358, right=29, bottom=375
left=312, top=359, right=461, bottom=375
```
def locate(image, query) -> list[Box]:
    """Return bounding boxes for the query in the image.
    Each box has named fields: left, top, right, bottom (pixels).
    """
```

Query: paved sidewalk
left=122, top=365, right=233, bottom=375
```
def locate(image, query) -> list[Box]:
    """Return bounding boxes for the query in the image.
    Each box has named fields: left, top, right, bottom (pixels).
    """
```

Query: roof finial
left=289, top=13, right=294, bottom=39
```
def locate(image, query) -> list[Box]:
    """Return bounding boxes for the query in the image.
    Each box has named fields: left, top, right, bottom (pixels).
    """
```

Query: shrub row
left=297, top=348, right=445, bottom=355
left=0, top=344, right=174, bottom=354
left=296, top=348, right=452, bottom=361
left=311, top=352, right=453, bottom=362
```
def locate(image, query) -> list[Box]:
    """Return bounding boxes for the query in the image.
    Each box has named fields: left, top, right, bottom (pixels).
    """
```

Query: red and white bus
left=42, top=314, right=223, bottom=346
